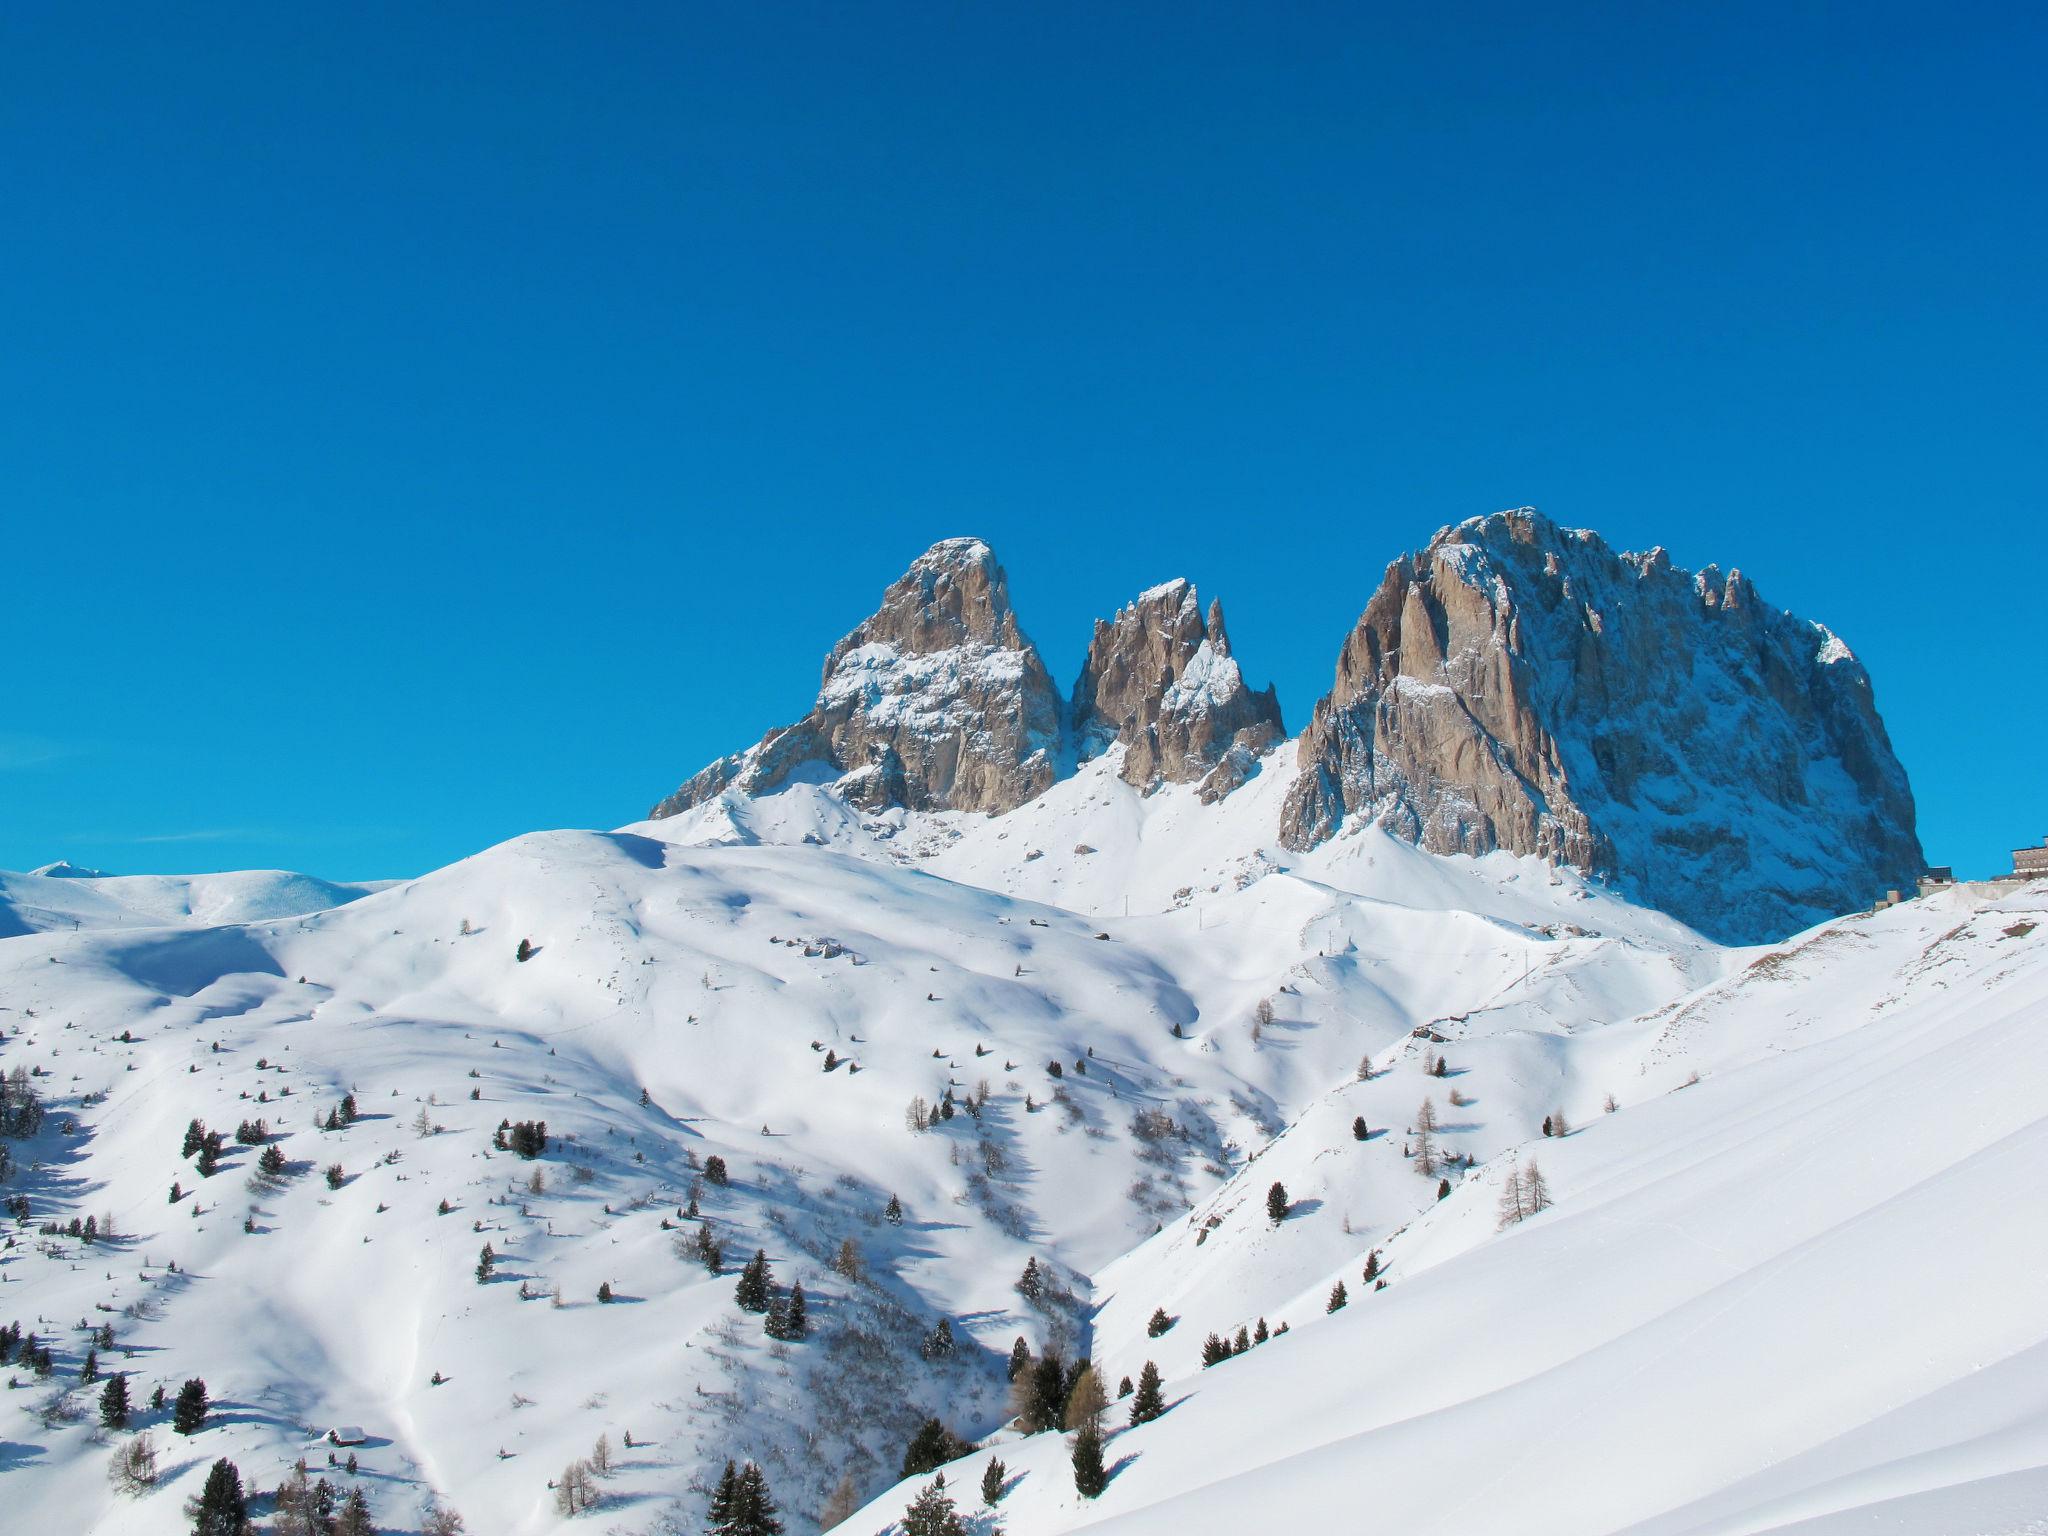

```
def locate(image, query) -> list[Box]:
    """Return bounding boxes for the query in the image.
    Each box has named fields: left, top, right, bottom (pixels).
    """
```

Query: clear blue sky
left=3, top=3, right=2041, bottom=881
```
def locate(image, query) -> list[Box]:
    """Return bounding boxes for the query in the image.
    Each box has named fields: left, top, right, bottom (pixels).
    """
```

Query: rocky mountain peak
left=1281, top=507, right=1923, bottom=941
left=650, top=539, right=1060, bottom=819
left=1071, top=579, right=1283, bottom=799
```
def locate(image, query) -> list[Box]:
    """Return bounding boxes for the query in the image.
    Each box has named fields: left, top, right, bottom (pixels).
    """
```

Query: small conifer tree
left=980, top=1457, right=1007, bottom=1505
left=173, top=1377, right=209, bottom=1435
left=1266, top=1181, right=1289, bottom=1223
left=1071, top=1422, right=1107, bottom=1498
left=1129, top=1359, right=1165, bottom=1425
left=1327, top=1280, right=1348, bottom=1312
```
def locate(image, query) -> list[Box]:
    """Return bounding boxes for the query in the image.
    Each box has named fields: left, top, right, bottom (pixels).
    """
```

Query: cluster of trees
left=705, top=1459, right=781, bottom=1535
left=0, top=1064, right=45, bottom=1140
left=496, top=1119, right=548, bottom=1158
left=184, top=1120, right=226, bottom=1177
left=272, top=1463, right=386, bottom=1536
left=1, top=1321, right=54, bottom=1376
left=233, top=1118, right=268, bottom=1146
left=1201, top=1316, right=1284, bottom=1366
left=321, top=1095, right=360, bottom=1132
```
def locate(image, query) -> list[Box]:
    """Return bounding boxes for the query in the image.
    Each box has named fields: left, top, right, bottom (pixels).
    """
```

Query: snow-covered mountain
left=6, top=516, right=2006, bottom=1536
left=1282, top=509, right=1924, bottom=942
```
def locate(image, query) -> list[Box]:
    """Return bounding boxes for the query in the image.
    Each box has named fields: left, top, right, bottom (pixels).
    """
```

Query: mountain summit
left=651, top=538, right=1061, bottom=816
left=1280, top=508, right=1923, bottom=940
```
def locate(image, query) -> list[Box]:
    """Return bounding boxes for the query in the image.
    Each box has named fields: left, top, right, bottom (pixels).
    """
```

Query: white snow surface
left=3, top=769, right=2043, bottom=1536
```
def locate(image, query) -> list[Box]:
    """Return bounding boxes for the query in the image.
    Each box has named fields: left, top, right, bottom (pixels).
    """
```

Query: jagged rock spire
left=1071, top=579, right=1283, bottom=799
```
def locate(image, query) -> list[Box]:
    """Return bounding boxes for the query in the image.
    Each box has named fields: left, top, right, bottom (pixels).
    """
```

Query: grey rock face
left=1280, top=508, right=1923, bottom=942
left=1070, top=580, right=1284, bottom=797
left=650, top=538, right=1060, bottom=817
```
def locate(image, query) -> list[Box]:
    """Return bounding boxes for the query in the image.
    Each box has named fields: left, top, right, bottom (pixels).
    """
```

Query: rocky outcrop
left=650, top=539, right=1061, bottom=818
left=1280, top=508, right=1923, bottom=942
left=1070, top=580, right=1284, bottom=799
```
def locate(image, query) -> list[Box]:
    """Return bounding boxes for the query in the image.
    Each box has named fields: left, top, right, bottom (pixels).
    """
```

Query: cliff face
left=1280, top=509, right=1923, bottom=941
left=650, top=539, right=1061, bottom=817
left=1070, top=580, right=1284, bottom=801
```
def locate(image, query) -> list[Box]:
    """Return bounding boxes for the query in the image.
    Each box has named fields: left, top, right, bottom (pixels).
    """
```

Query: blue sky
left=3, top=3, right=2041, bottom=881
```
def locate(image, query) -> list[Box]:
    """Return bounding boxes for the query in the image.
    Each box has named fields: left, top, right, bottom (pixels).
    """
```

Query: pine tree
left=1327, top=1280, right=1348, bottom=1312
left=920, top=1317, right=954, bottom=1360
left=99, top=1372, right=130, bottom=1430
left=1437, top=1177, right=1451, bottom=1200
left=339, top=1093, right=358, bottom=1124
left=1026, top=1351, right=1067, bottom=1432
left=1071, top=1422, right=1108, bottom=1498
left=1413, top=1096, right=1439, bottom=1175
left=1362, top=1249, right=1380, bottom=1283
left=258, top=1144, right=286, bottom=1178
left=1006, top=1335, right=1032, bottom=1380
left=183, top=1118, right=206, bottom=1158
left=1253, top=1317, right=1269, bottom=1344
left=1016, top=1255, right=1043, bottom=1302
left=694, top=1220, right=723, bottom=1274
left=1200, top=1332, right=1231, bottom=1367
left=783, top=1281, right=806, bottom=1339
left=1233, top=1325, right=1251, bottom=1354
left=597, top=1280, right=613, bottom=1303
left=1352, top=1115, right=1369, bottom=1141
left=980, top=1456, right=1007, bottom=1506
left=1147, top=1306, right=1173, bottom=1337
left=173, top=1377, right=209, bottom=1435
left=703, top=1155, right=729, bottom=1186
left=901, top=1418, right=960, bottom=1478
left=191, top=1457, right=250, bottom=1536
left=885, top=1193, right=904, bottom=1224
left=1129, top=1359, right=1165, bottom=1425
left=734, top=1461, right=783, bottom=1535
left=1266, top=1180, right=1289, bottom=1222
left=81, top=1346, right=99, bottom=1383
left=334, top=1486, right=373, bottom=1536
left=476, top=1243, right=495, bottom=1284
left=706, top=1460, right=740, bottom=1531
left=735, top=1249, right=772, bottom=1312
left=516, top=938, right=534, bottom=962
left=901, top=1476, right=968, bottom=1536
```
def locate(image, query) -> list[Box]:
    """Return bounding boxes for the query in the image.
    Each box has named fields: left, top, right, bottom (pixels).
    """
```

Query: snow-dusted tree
left=333, top=1486, right=374, bottom=1536
left=778, top=1281, right=807, bottom=1340
left=1129, top=1359, right=1165, bottom=1425
left=920, top=1317, right=955, bottom=1360
left=1015, top=1255, right=1044, bottom=1303
left=904, top=1095, right=930, bottom=1134
left=1413, top=1097, right=1440, bottom=1176
left=735, top=1250, right=773, bottom=1313
left=590, top=1432, right=612, bottom=1476
left=421, top=1497, right=467, bottom=1536
left=107, top=1430, right=157, bottom=1495
left=732, top=1463, right=784, bottom=1535
left=981, top=1456, right=1008, bottom=1505
left=1071, top=1422, right=1108, bottom=1498
left=884, top=1193, right=904, bottom=1224
left=901, top=1476, right=968, bottom=1536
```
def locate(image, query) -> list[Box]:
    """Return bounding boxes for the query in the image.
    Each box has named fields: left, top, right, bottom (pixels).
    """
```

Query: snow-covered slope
left=836, top=877, right=2048, bottom=1536
left=3, top=756, right=2033, bottom=1536
left=0, top=794, right=1716, bottom=1535
left=0, top=865, right=383, bottom=938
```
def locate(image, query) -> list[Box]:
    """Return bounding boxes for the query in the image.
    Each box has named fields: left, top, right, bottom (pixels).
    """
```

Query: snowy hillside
left=0, top=865, right=383, bottom=939
left=2, top=751, right=2038, bottom=1536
